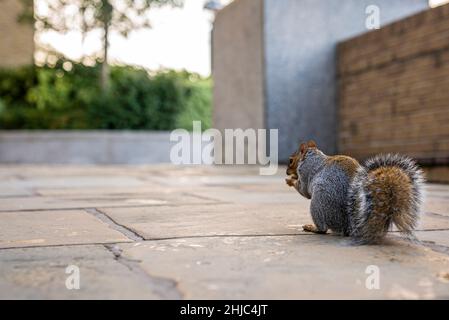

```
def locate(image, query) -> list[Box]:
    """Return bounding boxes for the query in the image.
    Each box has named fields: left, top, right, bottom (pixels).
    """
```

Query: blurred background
left=0, top=0, right=220, bottom=131
left=0, top=0, right=448, bottom=182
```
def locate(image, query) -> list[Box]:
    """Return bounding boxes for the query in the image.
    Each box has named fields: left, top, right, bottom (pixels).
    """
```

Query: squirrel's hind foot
left=302, top=224, right=327, bottom=234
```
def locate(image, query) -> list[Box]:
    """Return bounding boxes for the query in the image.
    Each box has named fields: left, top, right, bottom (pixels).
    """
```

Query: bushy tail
left=347, top=154, right=424, bottom=244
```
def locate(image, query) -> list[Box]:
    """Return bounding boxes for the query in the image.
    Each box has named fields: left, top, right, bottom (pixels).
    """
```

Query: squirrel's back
left=325, top=155, right=360, bottom=178
left=347, top=154, right=424, bottom=244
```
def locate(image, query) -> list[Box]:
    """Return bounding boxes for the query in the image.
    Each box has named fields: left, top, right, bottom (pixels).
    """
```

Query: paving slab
left=0, top=245, right=164, bottom=299
left=415, top=230, right=449, bottom=248
left=0, top=176, right=146, bottom=189
left=99, top=203, right=311, bottom=240
left=35, top=186, right=178, bottom=197
left=0, top=210, right=130, bottom=248
left=100, top=200, right=449, bottom=241
left=424, top=197, right=449, bottom=217
left=119, top=235, right=449, bottom=299
left=416, top=212, right=449, bottom=231
left=152, top=175, right=282, bottom=188
left=0, top=193, right=217, bottom=212
left=0, top=164, right=448, bottom=299
left=150, top=165, right=263, bottom=177
left=0, top=187, right=33, bottom=197
left=425, top=184, right=449, bottom=194
left=185, top=185, right=305, bottom=204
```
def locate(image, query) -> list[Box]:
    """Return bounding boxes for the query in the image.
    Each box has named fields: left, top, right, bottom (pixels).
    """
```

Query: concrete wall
left=0, top=131, right=174, bottom=164
left=338, top=3, right=449, bottom=164
left=212, top=0, right=265, bottom=132
left=264, top=0, right=429, bottom=159
left=0, top=0, right=34, bottom=67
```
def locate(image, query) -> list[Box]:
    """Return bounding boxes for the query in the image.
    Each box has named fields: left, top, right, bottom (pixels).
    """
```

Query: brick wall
left=337, top=4, right=449, bottom=169
left=0, top=0, right=34, bottom=67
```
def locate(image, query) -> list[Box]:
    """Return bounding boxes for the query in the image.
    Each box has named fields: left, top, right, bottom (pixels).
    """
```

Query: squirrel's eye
left=289, top=158, right=293, bottom=164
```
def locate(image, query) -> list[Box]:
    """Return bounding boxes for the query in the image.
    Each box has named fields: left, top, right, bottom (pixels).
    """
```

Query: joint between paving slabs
left=419, top=241, right=449, bottom=257
left=85, top=208, right=144, bottom=242
left=425, top=211, right=449, bottom=221
left=181, top=191, right=227, bottom=203
left=104, top=243, right=184, bottom=299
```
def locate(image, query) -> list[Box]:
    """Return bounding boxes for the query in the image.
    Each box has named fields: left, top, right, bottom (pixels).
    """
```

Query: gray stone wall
left=0, top=131, right=174, bottom=164
left=212, top=0, right=429, bottom=162
left=212, top=0, right=265, bottom=132
left=264, top=0, right=428, bottom=159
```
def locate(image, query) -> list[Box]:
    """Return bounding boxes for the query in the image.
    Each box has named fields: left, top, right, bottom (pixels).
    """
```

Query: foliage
left=25, top=0, right=183, bottom=37
left=18, top=0, right=184, bottom=90
left=175, top=75, right=212, bottom=131
left=0, top=61, right=211, bottom=130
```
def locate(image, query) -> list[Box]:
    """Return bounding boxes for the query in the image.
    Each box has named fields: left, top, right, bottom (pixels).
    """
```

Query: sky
left=36, top=0, right=447, bottom=76
left=36, top=0, right=230, bottom=76
left=430, top=0, right=449, bottom=7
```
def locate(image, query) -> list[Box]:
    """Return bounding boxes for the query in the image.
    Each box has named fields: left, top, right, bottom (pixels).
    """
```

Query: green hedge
left=0, top=60, right=211, bottom=130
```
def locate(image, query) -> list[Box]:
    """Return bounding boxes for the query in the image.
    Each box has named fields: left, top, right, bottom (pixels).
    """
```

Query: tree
left=19, top=0, right=183, bottom=91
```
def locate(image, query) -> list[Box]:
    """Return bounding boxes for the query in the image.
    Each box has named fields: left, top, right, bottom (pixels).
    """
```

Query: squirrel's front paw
left=285, top=177, right=296, bottom=187
left=286, top=177, right=300, bottom=189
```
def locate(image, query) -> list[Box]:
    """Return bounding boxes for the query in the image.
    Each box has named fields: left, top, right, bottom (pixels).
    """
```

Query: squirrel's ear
left=299, top=142, right=307, bottom=154
left=307, top=140, right=317, bottom=148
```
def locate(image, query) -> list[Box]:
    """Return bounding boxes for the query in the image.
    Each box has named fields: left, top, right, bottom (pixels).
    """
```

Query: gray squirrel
left=286, top=140, right=424, bottom=244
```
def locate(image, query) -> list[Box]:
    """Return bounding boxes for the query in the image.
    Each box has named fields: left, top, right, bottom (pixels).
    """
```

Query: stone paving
left=1, top=164, right=449, bottom=299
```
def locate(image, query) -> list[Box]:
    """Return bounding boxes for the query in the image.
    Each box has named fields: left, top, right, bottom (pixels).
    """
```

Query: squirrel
left=286, top=140, right=424, bottom=244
